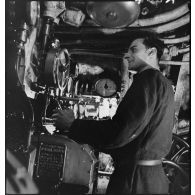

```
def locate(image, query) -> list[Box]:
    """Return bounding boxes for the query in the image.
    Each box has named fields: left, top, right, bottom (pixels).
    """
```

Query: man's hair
left=129, top=30, right=165, bottom=60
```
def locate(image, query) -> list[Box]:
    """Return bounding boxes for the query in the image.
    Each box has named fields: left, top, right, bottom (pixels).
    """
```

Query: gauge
left=95, top=78, right=117, bottom=97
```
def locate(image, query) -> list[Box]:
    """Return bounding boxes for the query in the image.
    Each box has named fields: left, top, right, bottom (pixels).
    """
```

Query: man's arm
left=69, top=70, right=158, bottom=149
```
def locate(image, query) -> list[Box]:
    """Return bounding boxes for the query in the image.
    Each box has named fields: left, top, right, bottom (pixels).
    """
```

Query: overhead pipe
left=161, top=35, right=190, bottom=44
left=69, top=49, right=190, bottom=57
left=149, top=13, right=190, bottom=34
left=129, top=3, right=189, bottom=27
left=60, top=38, right=190, bottom=47
left=178, top=47, right=190, bottom=54
left=54, top=14, right=189, bottom=34
left=159, top=61, right=189, bottom=66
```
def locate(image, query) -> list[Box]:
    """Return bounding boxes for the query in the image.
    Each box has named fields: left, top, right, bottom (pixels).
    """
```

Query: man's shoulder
left=138, top=69, right=173, bottom=90
left=141, top=68, right=160, bottom=75
left=138, top=68, right=161, bottom=82
left=140, top=68, right=168, bottom=82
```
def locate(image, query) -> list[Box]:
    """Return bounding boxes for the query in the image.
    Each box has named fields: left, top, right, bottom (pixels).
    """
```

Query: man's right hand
left=52, top=108, right=75, bottom=131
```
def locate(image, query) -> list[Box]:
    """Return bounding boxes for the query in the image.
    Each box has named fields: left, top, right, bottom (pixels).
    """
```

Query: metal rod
left=130, top=3, right=189, bottom=27
left=98, top=171, right=112, bottom=176
left=159, top=60, right=189, bottom=66
left=162, top=35, right=190, bottom=44
left=149, top=14, right=190, bottom=34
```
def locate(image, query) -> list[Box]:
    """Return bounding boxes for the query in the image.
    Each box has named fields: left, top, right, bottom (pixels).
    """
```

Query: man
left=52, top=31, right=175, bottom=194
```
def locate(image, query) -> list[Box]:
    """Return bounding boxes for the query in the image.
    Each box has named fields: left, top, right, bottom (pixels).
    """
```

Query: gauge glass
left=95, top=78, right=117, bottom=97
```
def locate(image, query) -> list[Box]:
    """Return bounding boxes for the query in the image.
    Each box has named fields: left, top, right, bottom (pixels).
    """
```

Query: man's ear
left=147, top=47, right=157, bottom=57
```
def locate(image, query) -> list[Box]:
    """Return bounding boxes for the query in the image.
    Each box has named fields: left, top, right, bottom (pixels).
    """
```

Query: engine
left=6, top=3, right=124, bottom=193
left=6, top=1, right=190, bottom=194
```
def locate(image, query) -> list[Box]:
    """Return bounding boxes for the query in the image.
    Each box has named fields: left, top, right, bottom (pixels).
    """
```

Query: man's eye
left=131, top=48, right=136, bottom=53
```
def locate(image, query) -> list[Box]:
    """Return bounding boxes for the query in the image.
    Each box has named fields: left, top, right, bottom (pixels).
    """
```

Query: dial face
left=95, top=78, right=117, bottom=97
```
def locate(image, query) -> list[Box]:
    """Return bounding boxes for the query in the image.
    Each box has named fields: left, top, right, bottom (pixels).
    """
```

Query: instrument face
left=95, top=78, right=117, bottom=97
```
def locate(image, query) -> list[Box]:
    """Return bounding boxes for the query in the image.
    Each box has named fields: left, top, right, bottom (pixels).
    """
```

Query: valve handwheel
left=44, top=48, right=70, bottom=91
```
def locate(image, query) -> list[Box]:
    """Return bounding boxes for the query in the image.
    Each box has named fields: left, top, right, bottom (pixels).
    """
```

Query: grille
left=35, top=142, right=66, bottom=182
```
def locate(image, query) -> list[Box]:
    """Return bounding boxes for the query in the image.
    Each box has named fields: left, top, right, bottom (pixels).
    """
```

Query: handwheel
left=162, top=159, right=189, bottom=195
left=164, top=133, right=190, bottom=195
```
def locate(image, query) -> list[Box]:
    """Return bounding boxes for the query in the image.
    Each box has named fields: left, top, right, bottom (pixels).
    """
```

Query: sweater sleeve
left=69, top=70, right=158, bottom=149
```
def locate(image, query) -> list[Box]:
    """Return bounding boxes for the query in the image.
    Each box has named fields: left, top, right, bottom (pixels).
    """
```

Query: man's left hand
left=52, top=108, right=75, bottom=131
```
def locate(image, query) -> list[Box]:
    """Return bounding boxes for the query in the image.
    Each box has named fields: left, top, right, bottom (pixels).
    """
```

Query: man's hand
left=123, top=53, right=131, bottom=70
left=52, top=108, right=75, bottom=131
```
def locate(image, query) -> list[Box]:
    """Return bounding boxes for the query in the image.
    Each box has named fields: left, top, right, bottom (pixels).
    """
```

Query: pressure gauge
left=95, top=78, right=117, bottom=97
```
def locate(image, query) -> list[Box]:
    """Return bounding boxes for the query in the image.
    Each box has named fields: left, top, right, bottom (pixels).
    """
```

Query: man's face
left=124, top=38, right=149, bottom=71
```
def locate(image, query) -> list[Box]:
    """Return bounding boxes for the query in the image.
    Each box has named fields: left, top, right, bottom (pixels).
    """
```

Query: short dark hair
left=129, top=30, right=165, bottom=60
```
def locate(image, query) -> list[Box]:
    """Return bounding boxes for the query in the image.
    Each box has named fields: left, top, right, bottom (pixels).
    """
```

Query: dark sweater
left=69, top=68, right=175, bottom=163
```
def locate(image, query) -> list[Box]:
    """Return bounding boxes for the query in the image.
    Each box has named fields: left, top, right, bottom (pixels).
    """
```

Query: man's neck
left=137, top=65, right=152, bottom=74
left=137, top=63, right=160, bottom=75
left=148, top=59, right=160, bottom=71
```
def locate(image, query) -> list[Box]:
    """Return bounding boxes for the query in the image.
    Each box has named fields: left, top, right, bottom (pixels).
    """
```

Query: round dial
left=95, top=78, right=117, bottom=97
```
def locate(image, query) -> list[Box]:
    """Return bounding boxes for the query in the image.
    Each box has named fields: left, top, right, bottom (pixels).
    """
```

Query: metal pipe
left=41, top=17, right=54, bottom=53
left=159, top=60, right=189, bottom=66
left=70, top=50, right=190, bottom=59
left=54, top=11, right=189, bottom=35
left=162, top=159, right=189, bottom=180
left=129, top=3, right=189, bottom=27
left=178, top=47, right=190, bottom=54
left=150, top=14, right=190, bottom=34
left=98, top=171, right=112, bottom=176
left=15, top=22, right=29, bottom=87
left=161, top=35, right=190, bottom=44
left=59, top=38, right=190, bottom=46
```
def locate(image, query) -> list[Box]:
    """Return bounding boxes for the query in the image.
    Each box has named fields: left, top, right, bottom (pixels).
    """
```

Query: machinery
left=6, top=0, right=190, bottom=194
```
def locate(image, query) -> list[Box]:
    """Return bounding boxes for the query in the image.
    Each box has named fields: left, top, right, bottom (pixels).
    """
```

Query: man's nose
left=123, top=52, right=132, bottom=60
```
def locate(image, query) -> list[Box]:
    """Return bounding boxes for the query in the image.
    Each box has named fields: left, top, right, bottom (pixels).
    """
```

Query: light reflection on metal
left=43, top=1, right=65, bottom=23
left=86, top=1, right=140, bottom=28
left=141, top=7, right=149, bottom=16
left=130, top=3, right=189, bottom=27
left=149, top=14, right=189, bottom=33
left=147, top=0, right=163, bottom=6
left=26, top=1, right=40, bottom=26
left=161, top=35, right=190, bottom=44
left=165, top=0, right=175, bottom=4
left=135, top=0, right=144, bottom=4
left=159, top=60, right=189, bottom=66
left=62, top=8, right=85, bottom=27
